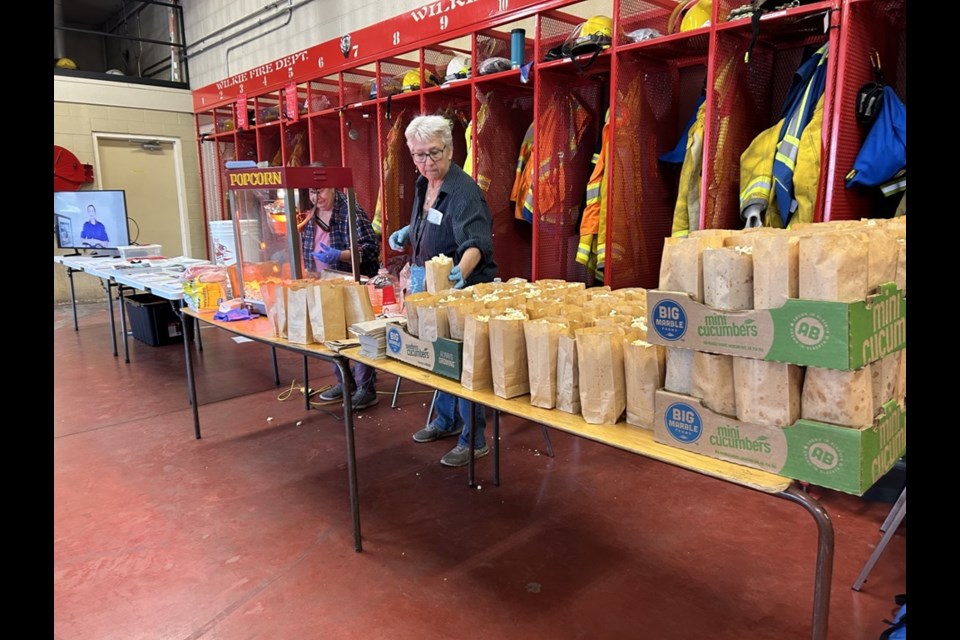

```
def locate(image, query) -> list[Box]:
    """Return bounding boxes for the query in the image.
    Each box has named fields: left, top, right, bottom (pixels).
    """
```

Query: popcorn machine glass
left=224, top=165, right=363, bottom=312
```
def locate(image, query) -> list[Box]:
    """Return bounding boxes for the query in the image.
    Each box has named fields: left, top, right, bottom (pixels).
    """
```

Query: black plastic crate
left=124, top=293, right=183, bottom=346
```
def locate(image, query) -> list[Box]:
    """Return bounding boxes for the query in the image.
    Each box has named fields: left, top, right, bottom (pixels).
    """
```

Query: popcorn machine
left=224, top=165, right=363, bottom=312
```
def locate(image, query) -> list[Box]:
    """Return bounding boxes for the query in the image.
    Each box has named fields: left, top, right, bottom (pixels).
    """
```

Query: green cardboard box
left=646, top=283, right=905, bottom=370
left=653, top=390, right=906, bottom=495
left=385, top=323, right=463, bottom=381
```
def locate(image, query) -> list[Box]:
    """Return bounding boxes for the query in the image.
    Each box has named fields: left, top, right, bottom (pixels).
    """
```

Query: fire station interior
left=54, top=0, right=908, bottom=638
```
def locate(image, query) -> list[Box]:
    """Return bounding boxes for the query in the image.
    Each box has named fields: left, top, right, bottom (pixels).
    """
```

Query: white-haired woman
left=389, top=114, right=497, bottom=468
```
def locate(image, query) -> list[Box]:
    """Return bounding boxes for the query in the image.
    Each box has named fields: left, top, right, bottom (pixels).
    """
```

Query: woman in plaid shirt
left=300, top=184, right=382, bottom=410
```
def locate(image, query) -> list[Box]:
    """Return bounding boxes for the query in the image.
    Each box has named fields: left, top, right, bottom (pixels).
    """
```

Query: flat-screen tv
left=54, top=190, right=131, bottom=253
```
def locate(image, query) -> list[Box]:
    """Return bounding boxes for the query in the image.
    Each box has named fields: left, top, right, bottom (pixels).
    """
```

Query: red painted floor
left=54, top=301, right=906, bottom=640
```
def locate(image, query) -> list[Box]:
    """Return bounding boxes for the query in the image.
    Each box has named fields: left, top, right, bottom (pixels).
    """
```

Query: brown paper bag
left=446, top=299, right=481, bottom=340
left=403, top=292, right=435, bottom=338
left=523, top=319, right=568, bottom=409
left=417, top=304, right=450, bottom=342
left=309, top=282, right=346, bottom=342
left=664, top=347, right=695, bottom=395
left=733, top=357, right=803, bottom=427
left=691, top=351, right=737, bottom=417
left=576, top=326, right=626, bottom=425
left=801, top=365, right=874, bottom=428
left=895, top=349, right=906, bottom=403
left=798, top=230, right=869, bottom=302
left=894, top=239, right=906, bottom=294
left=285, top=280, right=315, bottom=344
left=460, top=313, right=492, bottom=390
left=752, top=231, right=799, bottom=309
left=623, top=334, right=665, bottom=429
left=870, top=351, right=902, bottom=410
left=864, top=223, right=899, bottom=291
left=259, top=279, right=287, bottom=338
left=525, top=298, right=563, bottom=320
left=703, top=247, right=754, bottom=311
left=488, top=313, right=530, bottom=399
left=659, top=235, right=726, bottom=302
left=425, top=256, right=454, bottom=294
left=556, top=333, right=582, bottom=415
left=342, top=282, right=376, bottom=326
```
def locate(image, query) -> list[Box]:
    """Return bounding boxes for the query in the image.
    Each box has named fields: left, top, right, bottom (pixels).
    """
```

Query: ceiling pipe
left=54, top=0, right=66, bottom=59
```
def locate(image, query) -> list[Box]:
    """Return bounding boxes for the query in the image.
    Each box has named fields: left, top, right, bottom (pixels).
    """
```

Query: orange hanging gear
left=577, top=109, right=610, bottom=278
left=512, top=92, right=593, bottom=224
left=510, top=123, right=535, bottom=222
left=373, top=110, right=408, bottom=236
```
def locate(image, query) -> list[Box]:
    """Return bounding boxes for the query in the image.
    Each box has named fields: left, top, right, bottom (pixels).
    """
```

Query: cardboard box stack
left=647, top=219, right=906, bottom=495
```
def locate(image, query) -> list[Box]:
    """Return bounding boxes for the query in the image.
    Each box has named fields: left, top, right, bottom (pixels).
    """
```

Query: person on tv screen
left=80, top=204, right=109, bottom=246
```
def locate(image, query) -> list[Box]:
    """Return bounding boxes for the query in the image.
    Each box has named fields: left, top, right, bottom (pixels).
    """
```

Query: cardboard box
left=385, top=323, right=463, bottom=381
left=646, top=283, right=905, bottom=370
left=653, top=390, right=906, bottom=495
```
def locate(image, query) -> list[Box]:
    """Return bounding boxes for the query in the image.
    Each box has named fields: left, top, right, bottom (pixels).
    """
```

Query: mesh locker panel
left=236, top=131, right=257, bottom=163
left=307, top=77, right=340, bottom=113
left=539, top=10, right=584, bottom=59
left=476, top=29, right=513, bottom=69
left=535, top=71, right=603, bottom=283
left=825, top=0, right=905, bottom=221
left=704, top=25, right=829, bottom=230
left=257, top=128, right=281, bottom=166
left=609, top=54, right=706, bottom=290
left=617, top=0, right=678, bottom=44
left=255, top=93, right=281, bottom=125
left=342, top=68, right=378, bottom=103
left=308, top=117, right=342, bottom=167
left=214, top=106, right=234, bottom=134
left=476, top=88, right=534, bottom=281
left=342, top=107, right=380, bottom=215
left=282, top=122, right=309, bottom=166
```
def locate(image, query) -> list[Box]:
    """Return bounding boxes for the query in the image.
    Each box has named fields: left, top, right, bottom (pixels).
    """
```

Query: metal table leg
left=67, top=267, right=79, bottom=331
left=467, top=401, right=476, bottom=487
left=271, top=346, right=280, bottom=385
left=118, top=285, right=130, bottom=364
left=182, top=310, right=201, bottom=439
left=303, top=355, right=311, bottom=411
left=778, top=482, right=834, bottom=640
left=333, top=357, right=362, bottom=552
left=540, top=425, right=555, bottom=457
left=492, top=409, right=500, bottom=487
left=104, top=280, right=118, bottom=357
left=391, top=377, right=402, bottom=408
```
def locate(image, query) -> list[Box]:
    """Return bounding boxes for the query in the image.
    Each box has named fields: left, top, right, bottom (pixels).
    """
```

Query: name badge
left=426, top=207, right=444, bottom=225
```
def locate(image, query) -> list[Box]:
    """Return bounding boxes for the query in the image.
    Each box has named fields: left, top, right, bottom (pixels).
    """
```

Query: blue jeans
left=334, top=363, right=376, bottom=392
left=432, top=391, right=486, bottom=448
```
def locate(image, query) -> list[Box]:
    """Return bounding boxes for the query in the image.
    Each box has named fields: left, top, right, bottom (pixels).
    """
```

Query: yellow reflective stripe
left=741, top=177, right=771, bottom=200
left=672, top=229, right=690, bottom=238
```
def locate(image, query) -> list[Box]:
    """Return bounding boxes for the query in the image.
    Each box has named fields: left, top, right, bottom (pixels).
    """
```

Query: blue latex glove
left=312, top=243, right=341, bottom=265
left=389, top=225, right=410, bottom=251
left=448, top=265, right=466, bottom=289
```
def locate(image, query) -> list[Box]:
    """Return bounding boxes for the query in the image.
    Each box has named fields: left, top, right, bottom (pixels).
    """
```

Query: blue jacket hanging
left=845, top=85, right=906, bottom=189
left=660, top=94, right=706, bottom=164
left=771, top=43, right=829, bottom=226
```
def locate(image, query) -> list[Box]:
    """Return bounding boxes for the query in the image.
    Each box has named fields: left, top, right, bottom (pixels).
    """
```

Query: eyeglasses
left=410, top=146, right=446, bottom=163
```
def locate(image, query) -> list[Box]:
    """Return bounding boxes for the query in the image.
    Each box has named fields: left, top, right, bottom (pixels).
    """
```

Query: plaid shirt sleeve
left=331, top=191, right=381, bottom=275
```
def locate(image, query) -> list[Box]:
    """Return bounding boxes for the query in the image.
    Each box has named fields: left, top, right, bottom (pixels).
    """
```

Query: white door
left=96, top=138, right=184, bottom=255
